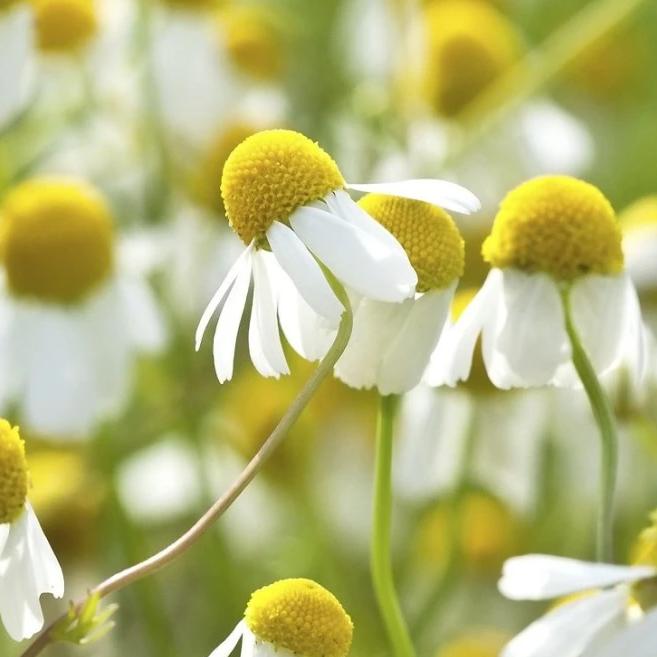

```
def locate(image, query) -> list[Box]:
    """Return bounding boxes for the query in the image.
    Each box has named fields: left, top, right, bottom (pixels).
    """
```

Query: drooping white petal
left=290, top=205, right=416, bottom=302
left=248, top=252, right=289, bottom=378
left=499, top=555, right=656, bottom=601
left=0, top=524, right=9, bottom=556
left=208, top=619, right=247, bottom=657
left=240, top=626, right=257, bottom=657
left=424, top=269, right=500, bottom=387
left=378, top=286, right=454, bottom=395
left=266, top=221, right=343, bottom=324
left=492, top=269, right=569, bottom=387
left=196, top=244, right=253, bottom=351
left=584, top=608, right=657, bottom=657
left=24, top=504, right=64, bottom=599
left=501, top=589, right=627, bottom=657
left=619, top=274, right=647, bottom=385
left=212, top=252, right=253, bottom=383
left=346, top=179, right=481, bottom=214
left=334, top=295, right=412, bottom=390
left=624, top=229, right=657, bottom=291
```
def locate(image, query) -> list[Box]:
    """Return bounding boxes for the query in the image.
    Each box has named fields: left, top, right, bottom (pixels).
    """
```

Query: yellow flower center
left=245, top=578, right=353, bottom=657
left=436, top=631, right=510, bottom=657
left=218, top=6, right=284, bottom=80
left=221, top=129, right=345, bottom=244
left=358, top=194, right=464, bottom=292
left=32, top=0, right=97, bottom=53
left=1, top=177, right=114, bottom=304
left=482, top=176, right=623, bottom=281
left=620, top=196, right=657, bottom=233
left=0, top=420, right=28, bottom=524
left=423, top=0, right=520, bottom=117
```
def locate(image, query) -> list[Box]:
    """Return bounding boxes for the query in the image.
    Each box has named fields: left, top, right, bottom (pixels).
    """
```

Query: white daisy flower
left=429, top=175, right=645, bottom=389
left=620, top=197, right=657, bottom=304
left=0, top=420, right=64, bottom=641
left=498, top=553, right=657, bottom=657
left=0, top=176, right=166, bottom=438
left=334, top=193, right=469, bottom=394
left=208, top=578, right=353, bottom=657
left=195, top=128, right=479, bottom=383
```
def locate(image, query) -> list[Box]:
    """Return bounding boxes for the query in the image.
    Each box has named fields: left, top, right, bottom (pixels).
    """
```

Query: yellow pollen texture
left=0, top=420, right=28, bottom=525
left=245, top=578, right=353, bottom=657
left=483, top=176, right=623, bottom=281
left=221, top=129, right=345, bottom=244
left=32, top=0, right=98, bottom=53
left=358, top=194, right=464, bottom=292
left=423, top=0, right=520, bottom=117
left=1, top=177, right=114, bottom=304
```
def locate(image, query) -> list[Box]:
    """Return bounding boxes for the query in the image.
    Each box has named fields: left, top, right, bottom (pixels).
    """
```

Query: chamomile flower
left=334, top=194, right=466, bottom=394
left=0, top=177, right=165, bottom=437
left=498, top=553, right=657, bottom=657
left=0, top=420, right=64, bottom=641
left=430, top=175, right=645, bottom=389
left=208, top=579, right=353, bottom=657
left=195, top=128, right=479, bottom=383
left=621, top=196, right=657, bottom=301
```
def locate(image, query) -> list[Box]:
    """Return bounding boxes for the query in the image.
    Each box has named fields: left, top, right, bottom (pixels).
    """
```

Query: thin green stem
left=19, top=289, right=353, bottom=657
left=562, top=288, right=618, bottom=562
left=371, top=394, right=417, bottom=657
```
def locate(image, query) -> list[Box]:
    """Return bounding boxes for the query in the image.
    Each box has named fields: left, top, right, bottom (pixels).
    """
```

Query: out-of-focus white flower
left=430, top=176, right=645, bottom=389
left=0, top=420, right=64, bottom=641
left=0, top=177, right=166, bottom=438
left=498, top=554, right=657, bottom=657
left=196, top=128, right=479, bottom=383
left=208, top=579, right=353, bottom=657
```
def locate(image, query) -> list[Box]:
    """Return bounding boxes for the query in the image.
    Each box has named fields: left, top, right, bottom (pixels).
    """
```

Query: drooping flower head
left=209, top=579, right=353, bottom=657
left=31, top=0, right=98, bottom=53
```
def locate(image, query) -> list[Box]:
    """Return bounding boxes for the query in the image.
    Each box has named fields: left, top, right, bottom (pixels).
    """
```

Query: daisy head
left=334, top=194, right=466, bottom=394
left=422, top=0, right=521, bottom=118
left=432, top=175, right=644, bottom=389
left=1, top=176, right=114, bottom=305
left=0, top=420, right=64, bottom=641
left=620, top=196, right=657, bottom=300
left=209, top=578, right=353, bottom=657
left=32, top=0, right=98, bottom=53
left=196, top=128, right=479, bottom=383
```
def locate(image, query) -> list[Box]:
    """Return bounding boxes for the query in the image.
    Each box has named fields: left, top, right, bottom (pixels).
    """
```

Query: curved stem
left=371, top=394, right=417, bottom=657
left=20, top=295, right=353, bottom=657
left=562, top=288, right=618, bottom=562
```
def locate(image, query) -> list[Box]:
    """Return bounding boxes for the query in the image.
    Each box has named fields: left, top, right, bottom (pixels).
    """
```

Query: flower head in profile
left=620, top=196, right=657, bottom=298
left=0, top=420, right=64, bottom=641
left=208, top=578, right=353, bottom=657
left=0, top=176, right=165, bottom=437
left=334, top=194, right=467, bottom=394
left=32, top=0, right=98, bottom=53
left=431, top=175, right=645, bottom=389
left=195, top=128, right=479, bottom=382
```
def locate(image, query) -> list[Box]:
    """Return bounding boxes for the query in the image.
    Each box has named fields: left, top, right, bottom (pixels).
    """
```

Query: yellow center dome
left=0, top=420, right=28, bottom=524
left=32, top=0, right=97, bottom=53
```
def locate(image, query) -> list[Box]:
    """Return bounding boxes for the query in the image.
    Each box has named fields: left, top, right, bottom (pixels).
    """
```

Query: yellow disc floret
left=32, top=0, right=97, bottom=53
left=0, top=420, right=28, bottom=525
left=483, top=176, right=623, bottom=281
left=221, top=130, right=345, bottom=244
left=1, top=177, right=114, bottom=304
left=245, top=578, right=353, bottom=657
left=423, top=0, right=520, bottom=117
left=358, top=194, right=464, bottom=292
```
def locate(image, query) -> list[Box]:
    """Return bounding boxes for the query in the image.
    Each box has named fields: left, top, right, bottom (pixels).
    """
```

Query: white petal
left=24, top=504, right=64, bottom=599
left=116, top=276, right=167, bottom=353
left=240, top=627, right=257, bottom=657
left=334, top=295, right=411, bottom=390
left=266, top=221, right=343, bottom=323
left=212, top=252, right=252, bottom=383
left=248, top=252, right=289, bottom=378
left=0, top=524, right=9, bottom=557
left=347, top=179, right=481, bottom=214
left=196, top=244, right=253, bottom=351
left=492, top=269, right=569, bottom=387
left=424, top=269, right=500, bottom=387
left=208, top=620, right=247, bottom=657
left=501, top=589, right=627, bottom=657
left=290, top=204, right=416, bottom=302
left=499, top=555, right=656, bottom=600
left=378, top=287, right=454, bottom=395
left=619, top=275, right=647, bottom=385
left=585, top=608, right=657, bottom=657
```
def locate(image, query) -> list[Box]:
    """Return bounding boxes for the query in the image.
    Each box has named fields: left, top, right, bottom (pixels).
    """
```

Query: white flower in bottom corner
left=208, top=578, right=353, bottom=657
left=0, top=420, right=64, bottom=641
left=498, top=553, right=657, bottom=657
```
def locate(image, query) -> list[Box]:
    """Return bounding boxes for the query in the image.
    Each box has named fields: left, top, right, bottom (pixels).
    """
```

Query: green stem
left=371, top=394, right=417, bottom=657
left=19, top=289, right=353, bottom=657
left=562, top=288, right=618, bottom=562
